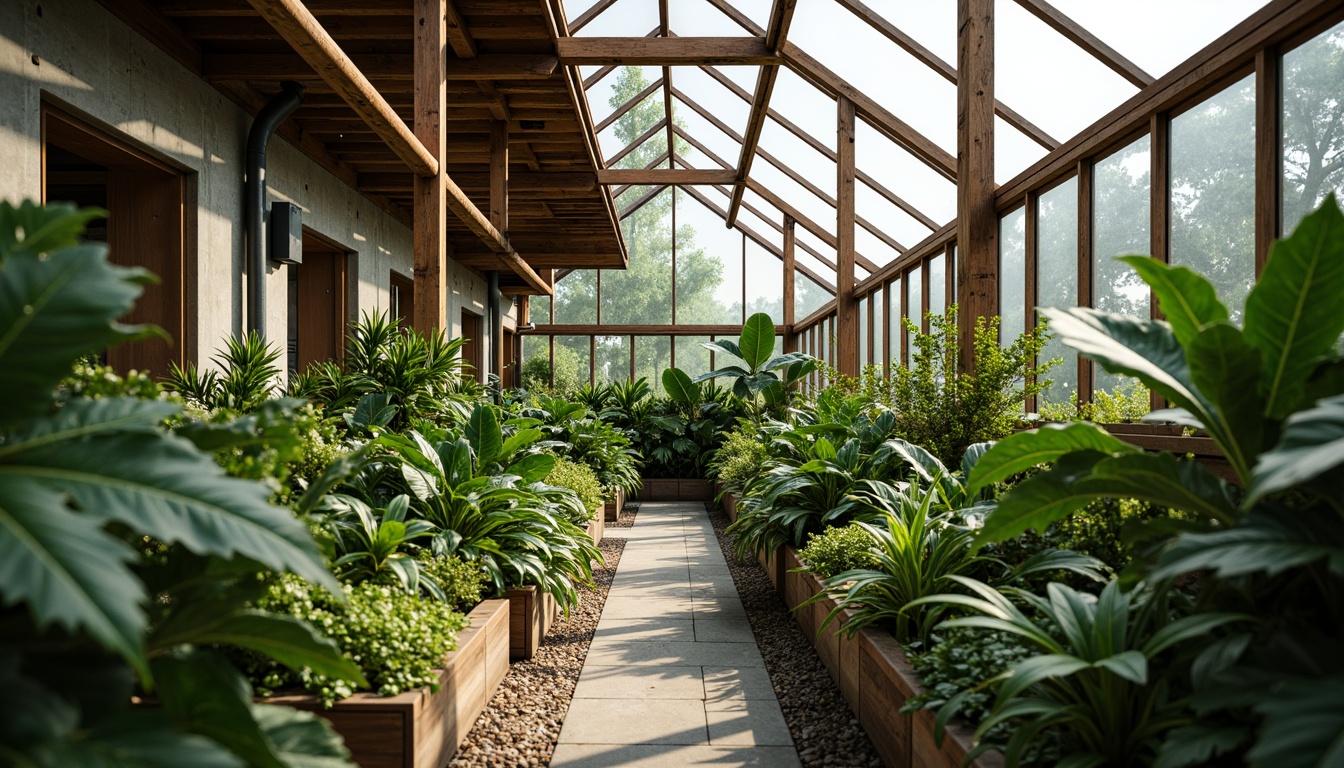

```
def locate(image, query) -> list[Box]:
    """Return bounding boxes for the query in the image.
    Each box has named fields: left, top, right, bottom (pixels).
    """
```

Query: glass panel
left=675, top=189, right=744, bottom=323
left=948, top=244, right=957, bottom=302
left=1000, top=208, right=1027, bottom=345
left=1170, top=74, right=1256, bottom=318
left=745, top=237, right=784, bottom=322
left=604, top=188, right=673, bottom=324
left=1282, top=20, right=1344, bottom=233
left=521, top=337, right=552, bottom=390
left=889, top=279, right=904, bottom=367
left=795, top=270, right=831, bottom=320
left=635, top=336, right=672, bottom=393
left=1093, top=134, right=1152, bottom=393
left=928, top=254, right=946, bottom=320
left=858, top=295, right=869, bottom=368
left=595, top=335, right=630, bottom=383
left=872, top=289, right=885, bottom=373
left=906, top=265, right=923, bottom=354
left=674, top=336, right=712, bottom=379
left=554, top=270, right=597, bottom=324
left=531, top=294, right=552, bottom=324
left=1037, top=177, right=1079, bottom=410
left=555, top=336, right=592, bottom=388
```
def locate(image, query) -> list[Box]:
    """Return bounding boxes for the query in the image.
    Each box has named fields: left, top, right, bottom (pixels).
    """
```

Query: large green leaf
left=1185, top=323, right=1265, bottom=480
left=661, top=367, right=698, bottom=404
left=966, top=423, right=1139, bottom=495
left=0, top=245, right=156, bottom=428
left=0, top=475, right=147, bottom=677
left=151, top=610, right=364, bottom=685
left=1248, top=672, right=1344, bottom=768
left=974, top=451, right=1109, bottom=544
left=1, top=399, right=336, bottom=592
left=153, top=651, right=295, bottom=768
left=1243, top=194, right=1344, bottom=419
left=1038, top=307, right=1216, bottom=429
left=1120, top=256, right=1229, bottom=347
left=1247, top=394, right=1344, bottom=505
left=250, top=704, right=355, bottom=768
left=739, top=313, right=777, bottom=371
left=0, top=200, right=106, bottom=260
left=508, top=453, right=556, bottom=484
left=466, top=404, right=503, bottom=468
left=72, top=711, right=246, bottom=768
left=1150, top=507, right=1344, bottom=580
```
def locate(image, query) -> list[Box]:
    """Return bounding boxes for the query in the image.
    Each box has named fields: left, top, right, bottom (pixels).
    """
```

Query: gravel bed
left=607, top=501, right=639, bottom=529
left=707, top=503, right=883, bottom=768
left=450, top=537, right=625, bottom=768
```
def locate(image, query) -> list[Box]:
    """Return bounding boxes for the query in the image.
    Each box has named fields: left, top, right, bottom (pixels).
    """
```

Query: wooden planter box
left=505, top=584, right=558, bottom=661
left=602, top=487, right=624, bottom=522
left=722, top=492, right=738, bottom=523
left=586, top=513, right=604, bottom=546
left=779, top=547, right=1001, bottom=768
left=756, top=544, right=785, bottom=595
left=264, top=599, right=510, bottom=768
left=631, top=478, right=714, bottom=501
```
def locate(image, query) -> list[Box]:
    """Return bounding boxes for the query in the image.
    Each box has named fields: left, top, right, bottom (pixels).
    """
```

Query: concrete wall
left=0, top=0, right=509, bottom=374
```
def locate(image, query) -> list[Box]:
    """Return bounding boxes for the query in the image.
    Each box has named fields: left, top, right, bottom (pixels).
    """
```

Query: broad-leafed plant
left=0, top=201, right=361, bottom=767
left=689, top=312, right=818, bottom=417
left=965, top=195, right=1344, bottom=766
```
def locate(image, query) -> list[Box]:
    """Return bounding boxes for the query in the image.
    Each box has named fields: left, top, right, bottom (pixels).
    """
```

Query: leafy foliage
left=166, top=331, right=283, bottom=413
left=546, top=456, right=606, bottom=520
left=708, top=423, right=770, bottom=494
left=796, top=523, right=876, bottom=580
left=691, top=312, right=818, bottom=418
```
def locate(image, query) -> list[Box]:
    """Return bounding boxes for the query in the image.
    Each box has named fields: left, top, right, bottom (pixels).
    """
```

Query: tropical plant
left=325, top=493, right=440, bottom=598
left=690, top=312, right=817, bottom=417
left=0, top=200, right=360, bottom=766
left=165, top=330, right=284, bottom=412
left=545, top=456, right=606, bottom=521
left=796, top=522, right=876, bottom=580
left=912, top=577, right=1243, bottom=767
left=965, top=196, right=1344, bottom=766
left=708, top=423, right=770, bottom=494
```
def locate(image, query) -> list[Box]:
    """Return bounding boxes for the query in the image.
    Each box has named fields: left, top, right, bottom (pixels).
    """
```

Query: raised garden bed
left=602, top=487, right=625, bottom=522
left=779, top=547, right=1002, bottom=768
left=264, top=598, right=510, bottom=768
left=630, top=477, right=714, bottom=501
left=585, top=513, right=604, bottom=546
left=722, top=491, right=739, bottom=522
left=505, top=584, right=558, bottom=661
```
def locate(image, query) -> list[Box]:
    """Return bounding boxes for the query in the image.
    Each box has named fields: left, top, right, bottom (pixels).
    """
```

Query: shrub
left=417, top=553, right=488, bottom=613
left=1037, top=378, right=1151, bottom=423
left=521, top=342, right=584, bottom=394
left=546, top=456, right=606, bottom=519
left=797, top=523, right=874, bottom=580
left=708, top=424, right=769, bottom=493
left=63, top=359, right=172, bottom=401
left=885, top=307, right=1052, bottom=467
left=248, top=576, right=468, bottom=706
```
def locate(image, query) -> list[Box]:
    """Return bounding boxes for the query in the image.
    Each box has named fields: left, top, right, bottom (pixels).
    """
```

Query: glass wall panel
left=928, top=253, right=946, bottom=320
left=745, top=238, right=784, bottom=321
left=949, top=245, right=957, bottom=300
left=554, top=270, right=597, bottom=324
left=635, top=336, right=672, bottom=393
left=889, top=278, right=904, bottom=367
left=1282, top=20, right=1344, bottom=232
left=595, top=335, right=630, bottom=383
left=796, top=270, right=831, bottom=319
left=521, top=336, right=551, bottom=389
left=531, top=294, right=552, bottom=324
left=873, top=289, right=885, bottom=373
left=1000, top=208, right=1027, bottom=345
left=1037, top=177, right=1079, bottom=410
left=1170, top=74, right=1256, bottom=317
left=675, top=189, right=743, bottom=323
left=603, top=188, right=673, bottom=324
left=906, top=264, right=923, bottom=353
left=556, top=336, right=592, bottom=388
left=858, top=295, right=869, bottom=368
left=1093, top=135, right=1152, bottom=393
left=674, top=336, right=712, bottom=379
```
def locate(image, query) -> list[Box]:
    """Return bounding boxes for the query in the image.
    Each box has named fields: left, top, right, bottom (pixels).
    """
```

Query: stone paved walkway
left=551, top=502, right=801, bottom=768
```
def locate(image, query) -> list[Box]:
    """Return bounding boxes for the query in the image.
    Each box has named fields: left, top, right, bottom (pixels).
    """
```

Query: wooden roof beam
left=200, top=52, right=558, bottom=81
left=727, top=0, right=796, bottom=228
left=556, top=37, right=779, bottom=66
left=443, top=0, right=476, bottom=58
left=606, top=117, right=668, bottom=166
left=595, top=76, right=664, bottom=133
left=1012, top=0, right=1154, bottom=88
left=570, top=0, right=620, bottom=34
left=598, top=168, right=737, bottom=185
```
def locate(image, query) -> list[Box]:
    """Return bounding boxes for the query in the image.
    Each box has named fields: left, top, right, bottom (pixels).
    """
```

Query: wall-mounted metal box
left=270, top=201, right=302, bottom=265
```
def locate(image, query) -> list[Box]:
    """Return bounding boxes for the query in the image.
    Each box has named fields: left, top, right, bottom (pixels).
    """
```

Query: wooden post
left=412, top=0, right=447, bottom=333
left=783, top=215, right=797, bottom=353
left=836, top=96, right=858, bottom=377
left=490, top=120, right=509, bottom=235
left=955, top=0, right=996, bottom=371
left=1255, top=47, right=1280, bottom=277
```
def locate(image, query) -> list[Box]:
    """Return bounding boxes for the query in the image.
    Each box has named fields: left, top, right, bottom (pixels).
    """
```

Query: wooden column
left=490, top=120, right=509, bottom=234
left=836, top=96, right=858, bottom=376
left=955, top=0, right=996, bottom=371
left=783, top=215, right=797, bottom=352
left=412, top=0, right=447, bottom=333
left=1255, top=48, right=1281, bottom=276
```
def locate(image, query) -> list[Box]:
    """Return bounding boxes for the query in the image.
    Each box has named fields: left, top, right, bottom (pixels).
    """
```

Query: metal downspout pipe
left=487, top=270, right=502, bottom=388
left=245, top=81, right=304, bottom=336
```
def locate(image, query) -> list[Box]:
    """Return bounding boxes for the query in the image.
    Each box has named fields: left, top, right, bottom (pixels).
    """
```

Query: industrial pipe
left=245, top=80, right=304, bottom=336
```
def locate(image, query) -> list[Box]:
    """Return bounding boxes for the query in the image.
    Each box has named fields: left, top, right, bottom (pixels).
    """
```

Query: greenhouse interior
left=2, top=0, right=1343, bottom=766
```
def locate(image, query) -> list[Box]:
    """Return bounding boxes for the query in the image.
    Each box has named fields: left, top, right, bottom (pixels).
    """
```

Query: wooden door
left=461, top=310, right=483, bottom=383
left=293, top=233, right=347, bottom=371
left=501, top=327, right=517, bottom=388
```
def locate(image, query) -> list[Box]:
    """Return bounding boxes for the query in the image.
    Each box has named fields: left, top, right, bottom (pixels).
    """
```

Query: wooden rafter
left=556, top=37, right=779, bottom=66
left=570, top=0, right=620, bottom=34
left=200, top=52, right=559, bottom=81
left=1011, top=0, right=1153, bottom=88
left=727, top=0, right=797, bottom=227
left=834, top=0, right=1058, bottom=150
left=594, top=76, right=663, bottom=133
left=443, top=0, right=475, bottom=58
left=613, top=151, right=672, bottom=198
left=606, top=118, right=669, bottom=166
left=598, top=168, right=737, bottom=185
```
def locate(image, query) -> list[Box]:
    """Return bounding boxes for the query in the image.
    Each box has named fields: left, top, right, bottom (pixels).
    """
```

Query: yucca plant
left=911, top=577, right=1243, bottom=767
left=165, top=331, right=283, bottom=412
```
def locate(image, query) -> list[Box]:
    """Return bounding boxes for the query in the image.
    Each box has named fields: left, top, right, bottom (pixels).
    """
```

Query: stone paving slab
left=554, top=502, right=798, bottom=768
